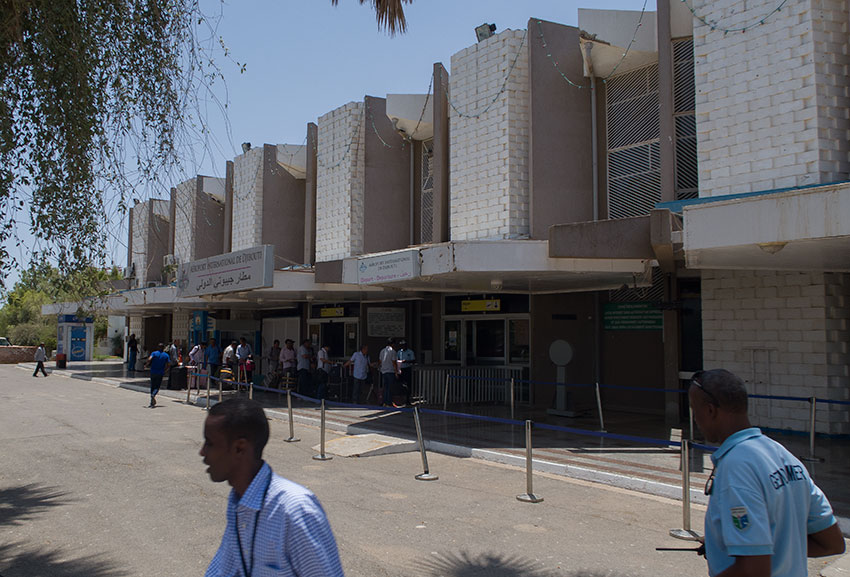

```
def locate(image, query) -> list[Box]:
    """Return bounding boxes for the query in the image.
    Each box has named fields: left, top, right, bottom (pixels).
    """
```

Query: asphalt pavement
left=1, top=364, right=846, bottom=576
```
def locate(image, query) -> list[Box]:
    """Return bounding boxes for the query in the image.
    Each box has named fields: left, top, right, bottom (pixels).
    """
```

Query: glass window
left=509, top=319, right=530, bottom=365
left=444, top=320, right=460, bottom=361
left=474, top=319, right=505, bottom=365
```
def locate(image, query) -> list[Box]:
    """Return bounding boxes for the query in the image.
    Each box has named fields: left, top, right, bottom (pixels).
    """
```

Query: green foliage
left=0, top=263, right=118, bottom=350
left=0, top=0, right=230, bottom=289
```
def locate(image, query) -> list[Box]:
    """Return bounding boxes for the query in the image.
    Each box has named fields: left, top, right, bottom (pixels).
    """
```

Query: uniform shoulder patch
left=731, top=506, right=749, bottom=530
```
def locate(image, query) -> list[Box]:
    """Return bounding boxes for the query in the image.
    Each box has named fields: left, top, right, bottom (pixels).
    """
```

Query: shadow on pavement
left=0, top=542, right=128, bottom=577
left=0, top=484, right=71, bottom=526
left=0, top=484, right=128, bottom=577
left=416, top=551, right=632, bottom=576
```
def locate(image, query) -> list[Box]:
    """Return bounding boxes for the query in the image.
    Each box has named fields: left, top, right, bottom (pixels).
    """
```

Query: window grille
left=606, top=64, right=661, bottom=219
left=421, top=139, right=435, bottom=243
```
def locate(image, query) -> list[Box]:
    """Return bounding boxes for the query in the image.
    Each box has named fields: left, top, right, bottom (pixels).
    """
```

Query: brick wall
left=693, top=0, right=850, bottom=197
left=232, top=147, right=265, bottom=251
left=449, top=29, right=530, bottom=240
left=0, top=346, right=39, bottom=364
left=316, top=101, right=366, bottom=262
left=702, top=270, right=849, bottom=433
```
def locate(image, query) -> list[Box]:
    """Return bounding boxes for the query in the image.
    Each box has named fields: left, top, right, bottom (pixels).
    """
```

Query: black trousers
left=33, top=361, right=47, bottom=376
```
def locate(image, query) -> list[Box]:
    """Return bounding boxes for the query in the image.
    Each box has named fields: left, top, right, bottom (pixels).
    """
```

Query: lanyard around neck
left=234, top=474, right=272, bottom=577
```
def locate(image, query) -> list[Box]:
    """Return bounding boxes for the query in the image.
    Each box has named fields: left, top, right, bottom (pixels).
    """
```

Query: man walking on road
left=33, top=342, right=48, bottom=377
left=144, top=344, right=170, bottom=408
left=689, top=369, right=844, bottom=577
left=200, top=398, right=344, bottom=577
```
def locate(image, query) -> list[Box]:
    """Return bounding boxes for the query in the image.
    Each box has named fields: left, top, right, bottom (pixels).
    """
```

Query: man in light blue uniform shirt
left=344, top=344, right=374, bottom=404
left=689, top=369, right=844, bottom=577
left=201, top=398, right=344, bottom=577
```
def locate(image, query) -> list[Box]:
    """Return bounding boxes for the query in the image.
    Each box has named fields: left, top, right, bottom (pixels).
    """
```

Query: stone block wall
left=173, top=177, right=196, bottom=265
left=130, top=205, right=149, bottom=286
left=232, top=147, right=265, bottom=251
left=693, top=0, right=850, bottom=197
left=449, top=29, right=530, bottom=240
left=702, top=270, right=849, bottom=433
left=172, top=310, right=190, bottom=345
left=316, top=101, right=366, bottom=262
left=129, top=316, right=144, bottom=355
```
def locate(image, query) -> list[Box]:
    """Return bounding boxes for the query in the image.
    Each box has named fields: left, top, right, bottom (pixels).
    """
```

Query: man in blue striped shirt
left=201, top=398, right=344, bottom=576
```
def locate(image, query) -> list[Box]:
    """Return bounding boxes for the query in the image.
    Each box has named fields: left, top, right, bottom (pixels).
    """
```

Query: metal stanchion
left=218, top=375, right=223, bottom=402
left=510, top=378, right=516, bottom=421
left=186, top=368, right=193, bottom=404
left=443, top=374, right=450, bottom=411
left=516, top=420, right=543, bottom=503
left=284, top=389, right=300, bottom=443
left=689, top=405, right=695, bottom=442
left=669, top=440, right=701, bottom=541
left=312, top=399, right=332, bottom=461
left=205, top=376, right=211, bottom=410
left=249, top=378, right=253, bottom=400
left=413, top=405, right=438, bottom=481
left=802, top=396, right=823, bottom=462
left=594, top=382, right=606, bottom=432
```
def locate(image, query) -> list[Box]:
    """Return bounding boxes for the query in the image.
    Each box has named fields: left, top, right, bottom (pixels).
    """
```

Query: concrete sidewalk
left=23, top=359, right=850, bottom=535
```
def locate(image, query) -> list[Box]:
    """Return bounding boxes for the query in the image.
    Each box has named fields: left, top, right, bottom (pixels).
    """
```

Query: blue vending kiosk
left=56, top=315, right=94, bottom=363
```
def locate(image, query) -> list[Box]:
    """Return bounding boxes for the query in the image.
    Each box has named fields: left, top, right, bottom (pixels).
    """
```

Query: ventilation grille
left=673, top=39, right=698, bottom=200
left=421, top=140, right=434, bottom=244
left=606, top=63, right=661, bottom=219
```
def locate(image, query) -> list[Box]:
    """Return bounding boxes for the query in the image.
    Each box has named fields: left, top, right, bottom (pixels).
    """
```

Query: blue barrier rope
left=816, top=398, right=850, bottom=406
left=748, top=393, right=812, bottom=403
left=419, top=407, right=527, bottom=427
left=533, top=421, right=681, bottom=448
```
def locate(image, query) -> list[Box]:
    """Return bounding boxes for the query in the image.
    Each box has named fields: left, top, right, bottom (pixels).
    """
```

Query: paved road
left=0, top=365, right=839, bottom=577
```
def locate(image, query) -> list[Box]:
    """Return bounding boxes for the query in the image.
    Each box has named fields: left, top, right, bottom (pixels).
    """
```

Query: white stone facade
left=693, top=0, right=850, bottom=197
left=702, top=270, right=850, bottom=434
left=449, top=29, right=530, bottom=240
left=129, top=316, right=143, bottom=356
left=130, top=199, right=169, bottom=286
left=316, top=101, right=366, bottom=262
left=232, top=147, right=265, bottom=251
left=173, top=178, right=196, bottom=265
left=172, top=310, right=190, bottom=344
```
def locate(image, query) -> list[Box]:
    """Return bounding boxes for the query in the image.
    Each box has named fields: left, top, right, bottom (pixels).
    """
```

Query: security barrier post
left=284, top=389, right=300, bottom=443
left=413, top=405, right=438, bottom=481
left=443, top=374, right=450, bottom=411
left=218, top=375, right=223, bottom=402
left=186, top=370, right=193, bottom=404
left=669, top=440, right=701, bottom=541
left=516, top=420, right=543, bottom=503
left=205, top=375, right=211, bottom=410
left=595, top=382, right=606, bottom=432
left=802, top=396, right=823, bottom=462
left=312, top=399, right=332, bottom=461
left=249, top=378, right=253, bottom=400
left=510, top=378, right=516, bottom=420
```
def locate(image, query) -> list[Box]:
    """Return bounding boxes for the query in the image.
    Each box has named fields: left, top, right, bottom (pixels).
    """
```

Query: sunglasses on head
left=691, top=370, right=720, bottom=406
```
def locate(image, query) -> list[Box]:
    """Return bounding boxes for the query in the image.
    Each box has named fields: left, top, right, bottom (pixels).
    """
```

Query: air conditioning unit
left=123, top=263, right=136, bottom=278
left=163, top=254, right=177, bottom=267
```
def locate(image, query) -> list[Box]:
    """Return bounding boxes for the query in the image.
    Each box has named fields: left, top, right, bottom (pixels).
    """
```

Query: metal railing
left=414, top=365, right=526, bottom=406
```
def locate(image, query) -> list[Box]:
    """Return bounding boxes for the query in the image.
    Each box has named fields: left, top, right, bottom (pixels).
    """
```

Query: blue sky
left=192, top=0, right=656, bottom=172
